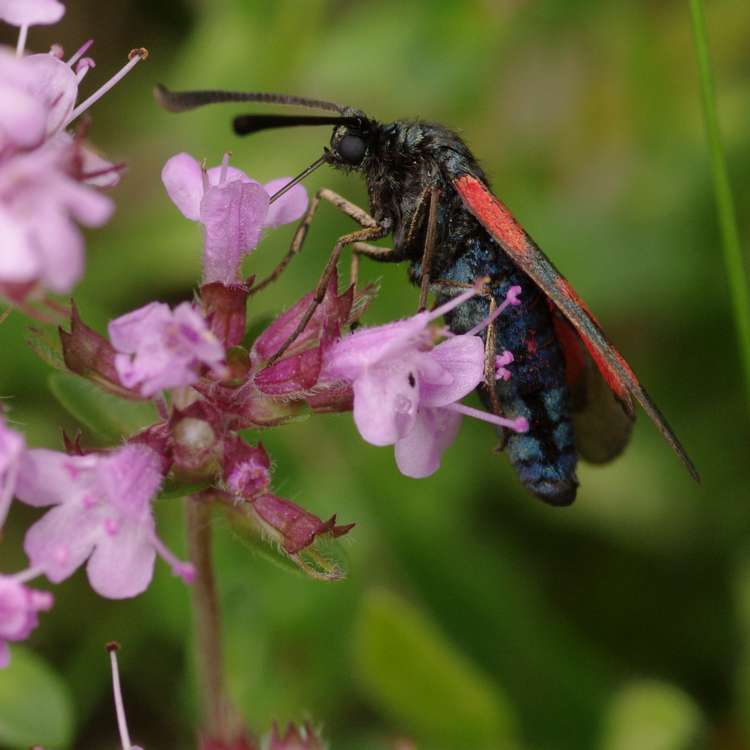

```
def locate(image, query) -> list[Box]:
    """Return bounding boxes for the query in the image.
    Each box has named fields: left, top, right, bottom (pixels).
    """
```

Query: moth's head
left=154, top=84, right=379, bottom=192
left=325, top=109, right=378, bottom=172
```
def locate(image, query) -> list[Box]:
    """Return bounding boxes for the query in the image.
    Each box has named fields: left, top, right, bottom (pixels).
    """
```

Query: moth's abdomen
left=440, top=240, right=579, bottom=505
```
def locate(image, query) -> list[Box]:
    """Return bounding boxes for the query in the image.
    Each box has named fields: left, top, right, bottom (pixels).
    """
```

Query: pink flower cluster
left=0, top=0, right=146, bottom=306
left=0, top=8, right=527, bottom=693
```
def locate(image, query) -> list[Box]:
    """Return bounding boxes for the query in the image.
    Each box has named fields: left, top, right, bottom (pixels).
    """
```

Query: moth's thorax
left=362, top=120, right=486, bottom=251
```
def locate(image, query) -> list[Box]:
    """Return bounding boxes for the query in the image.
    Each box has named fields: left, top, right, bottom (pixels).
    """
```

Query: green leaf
left=601, top=680, right=705, bottom=750
left=27, top=326, right=66, bottom=371
left=48, top=372, right=158, bottom=441
left=222, top=502, right=350, bottom=582
left=0, top=647, right=74, bottom=749
left=353, top=589, right=517, bottom=750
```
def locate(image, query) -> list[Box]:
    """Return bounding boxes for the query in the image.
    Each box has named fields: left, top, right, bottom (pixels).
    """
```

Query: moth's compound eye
left=337, top=134, right=366, bottom=165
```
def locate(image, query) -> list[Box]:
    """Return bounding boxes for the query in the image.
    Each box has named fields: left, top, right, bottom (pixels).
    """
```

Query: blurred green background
left=1, top=0, right=749, bottom=748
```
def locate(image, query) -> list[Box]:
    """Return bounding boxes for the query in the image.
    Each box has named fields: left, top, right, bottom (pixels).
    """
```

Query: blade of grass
left=689, top=0, right=750, bottom=413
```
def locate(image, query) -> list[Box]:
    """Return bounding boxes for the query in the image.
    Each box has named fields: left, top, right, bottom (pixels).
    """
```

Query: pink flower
left=0, top=137, right=113, bottom=299
left=15, top=444, right=194, bottom=599
left=0, top=574, right=53, bottom=668
left=321, top=285, right=529, bottom=477
left=0, top=414, right=24, bottom=528
left=109, top=301, right=227, bottom=397
left=162, top=152, right=308, bottom=284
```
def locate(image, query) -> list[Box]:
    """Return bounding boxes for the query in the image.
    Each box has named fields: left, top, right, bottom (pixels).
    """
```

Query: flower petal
left=420, top=335, right=485, bottom=407
left=352, top=362, right=419, bottom=446
left=263, top=177, right=308, bottom=228
left=322, top=314, right=430, bottom=381
left=394, top=406, right=462, bottom=478
left=0, top=0, right=65, bottom=27
left=108, top=302, right=171, bottom=353
left=201, top=179, right=269, bottom=284
left=22, top=54, right=77, bottom=136
left=24, top=501, right=100, bottom=582
left=15, top=450, right=97, bottom=508
left=0, top=206, right=38, bottom=283
left=161, top=152, right=204, bottom=220
left=86, top=521, right=157, bottom=598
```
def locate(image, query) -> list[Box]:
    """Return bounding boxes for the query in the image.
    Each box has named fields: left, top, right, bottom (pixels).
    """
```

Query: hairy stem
left=689, top=0, right=750, bottom=412
left=185, top=497, right=233, bottom=742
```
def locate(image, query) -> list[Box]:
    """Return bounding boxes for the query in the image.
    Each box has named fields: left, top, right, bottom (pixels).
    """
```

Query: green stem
left=689, top=0, right=750, bottom=412
left=185, top=497, right=236, bottom=743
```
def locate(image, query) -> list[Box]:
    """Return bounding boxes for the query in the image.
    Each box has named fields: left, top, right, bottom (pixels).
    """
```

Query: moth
left=156, top=84, right=699, bottom=505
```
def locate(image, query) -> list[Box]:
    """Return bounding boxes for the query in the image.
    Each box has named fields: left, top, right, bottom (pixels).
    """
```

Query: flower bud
left=59, top=302, right=127, bottom=394
left=171, top=401, right=222, bottom=479
left=251, top=494, right=354, bottom=555
left=222, top=435, right=271, bottom=499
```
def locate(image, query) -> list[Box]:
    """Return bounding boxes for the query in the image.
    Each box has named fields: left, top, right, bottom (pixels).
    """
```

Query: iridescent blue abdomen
left=435, top=238, right=578, bottom=505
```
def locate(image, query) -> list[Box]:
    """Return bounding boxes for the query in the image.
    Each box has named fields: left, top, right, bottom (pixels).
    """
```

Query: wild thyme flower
left=162, top=152, right=308, bottom=284
left=321, top=284, right=529, bottom=477
left=0, top=2, right=147, bottom=302
left=0, top=136, right=113, bottom=299
left=15, top=443, right=194, bottom=598
left=0, top=571, right=53, bottom=667
left=109, top=301, right=227, bottom=398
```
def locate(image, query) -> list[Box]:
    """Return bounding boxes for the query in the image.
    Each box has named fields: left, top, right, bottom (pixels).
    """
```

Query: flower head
left=15, top=443, right=194, bottom=598
left=0, top=414, right=24, bottom=527
left=109, top=301, right=227, bottom=397
left=321, top=284, right=529, bottom=477
left=0, top=136, right=113, bottom=300
left=162, top=152, right=308, bottom=284
left=0, top=574, right=53, bottom=668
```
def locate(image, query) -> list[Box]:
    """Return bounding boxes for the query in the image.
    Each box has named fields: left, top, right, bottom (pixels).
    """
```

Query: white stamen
left=424, top=284, right=480, bottom=324
left=64, top=48, right=148, bottom=127
left=219, top=151, right=231, bottom=185
left=67, top=38, right=94, bottom=67
left=10, top=565, right=46, bottom=584
left=150, top=533, right=195, bottom=583
left=75, top=58, right=96, bottom=83
left=466, top=285, right=522, bottom=336
left=16, top=24, right=28, bottom=57
left=108, top=644, right=134, bottom=750
left=447, top=402, right=529, bottom=432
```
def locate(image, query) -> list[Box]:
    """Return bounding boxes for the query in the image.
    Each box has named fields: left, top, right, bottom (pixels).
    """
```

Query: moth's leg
left=250, top=188, right=379, bottom=295
left=434, top=278, right=509, bottom=425
left=349, top=241, right=396, bottom=286
left=267, top=223, right=388, bottom=364
left=482, top=296, right=504, bottom=416
left=417, top=187, right=441, bottom=311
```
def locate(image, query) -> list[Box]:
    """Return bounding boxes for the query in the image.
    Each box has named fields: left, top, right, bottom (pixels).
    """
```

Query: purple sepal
left=200, top=280, right=251, bottom=349
left=59, top=302, right=129, bottom=392
left=252, top=493, right=354, bottom=555
left=254, top=347, right=323, bottom=396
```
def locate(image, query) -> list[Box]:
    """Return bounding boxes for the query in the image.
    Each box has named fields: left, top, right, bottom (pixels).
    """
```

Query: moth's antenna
left=155, top=83, right=345, bottom=114
left=233, top=114, right=360, bottom=136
